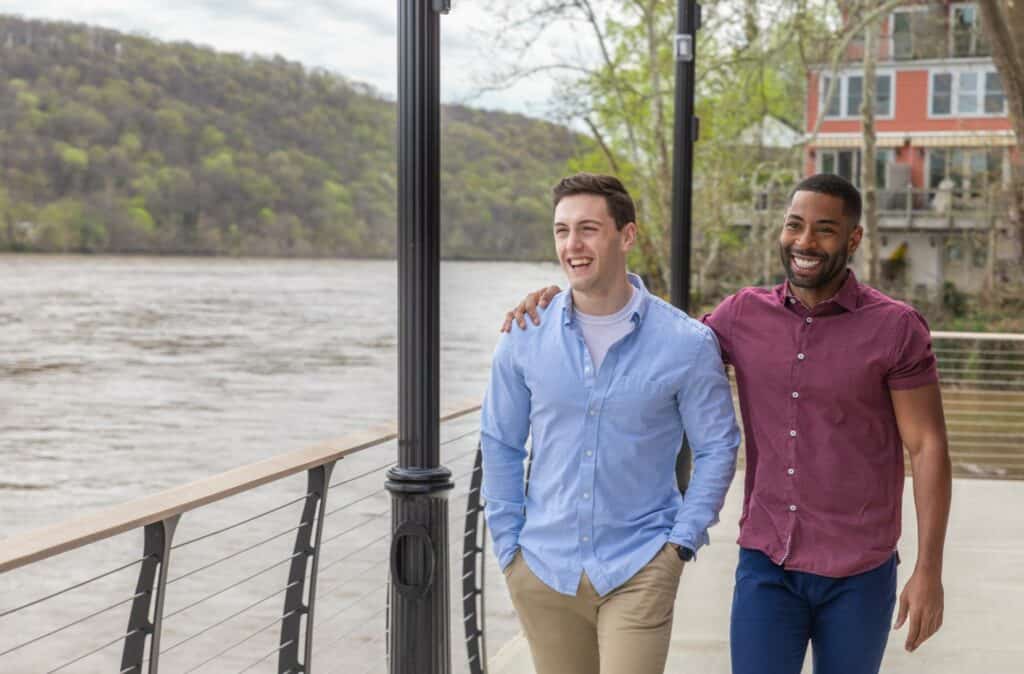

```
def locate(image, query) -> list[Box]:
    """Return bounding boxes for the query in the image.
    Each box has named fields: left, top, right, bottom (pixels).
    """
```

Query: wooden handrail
left=0, top=403, right=481, bottom=574
left=932, top=331, right=1024, bottom=342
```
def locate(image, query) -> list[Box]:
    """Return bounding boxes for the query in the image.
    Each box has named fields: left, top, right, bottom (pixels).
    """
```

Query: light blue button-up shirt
left=481, top=274, right=740, bottom=597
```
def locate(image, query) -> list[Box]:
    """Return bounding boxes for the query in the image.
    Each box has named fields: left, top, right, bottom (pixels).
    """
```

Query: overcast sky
left=3, top=0, right=561, bottom=118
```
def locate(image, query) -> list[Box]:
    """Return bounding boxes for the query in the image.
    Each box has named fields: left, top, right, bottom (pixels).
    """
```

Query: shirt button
left=582, top=492, right=590, bottom=499
left=805, top=317, right=813, bottom=324
left=789, top=504, right=798, bottom=512
left=789, top=430, right=797, bottom=437
left=584, top=366, right=592, bottom=374
left=792, top=391, right=799, bottom=399
left=589, top=408, right=597, bottom=416
left=581, top=535, right=590, bottom=542
left=797, top=353, right=806, bottom=360
left=585, top=450, right=593, bottom=457
left=787, top=468, right=795, bottom=476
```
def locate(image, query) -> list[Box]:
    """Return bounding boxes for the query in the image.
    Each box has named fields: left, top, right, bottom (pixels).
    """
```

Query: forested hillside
left=0, top=15, right=583, bottom=259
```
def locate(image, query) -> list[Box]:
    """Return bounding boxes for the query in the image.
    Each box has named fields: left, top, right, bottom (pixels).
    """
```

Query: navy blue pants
left=730, top=548, right=897, bottom=674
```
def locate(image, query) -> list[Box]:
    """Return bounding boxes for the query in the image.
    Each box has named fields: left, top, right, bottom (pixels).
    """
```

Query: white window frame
left=820, top=71, right=896, bottom=120
left=888, top=5, right=932, bottom=61
left=949, top=2, right=987, bottom=58
left=927, top=147, right=1006, bottom=183
left=928, top=65, right=1007, bottom=118
left=816, top=148, right=897, bottom=189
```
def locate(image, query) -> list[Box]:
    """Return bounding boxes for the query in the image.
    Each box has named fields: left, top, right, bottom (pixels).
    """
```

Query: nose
left=566, top=228, right=584, bottom=250
left=794, top=227, right=817, bottom=251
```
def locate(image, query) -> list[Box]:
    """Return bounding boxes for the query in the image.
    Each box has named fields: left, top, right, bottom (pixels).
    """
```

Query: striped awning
left=909, top=132, right=1016, bottom=147
left=809, top=131, right=1016, bottom=149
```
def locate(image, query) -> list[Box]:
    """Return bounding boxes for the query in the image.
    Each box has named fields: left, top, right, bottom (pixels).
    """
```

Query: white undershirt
left=575, top=286, right=640, bottom=372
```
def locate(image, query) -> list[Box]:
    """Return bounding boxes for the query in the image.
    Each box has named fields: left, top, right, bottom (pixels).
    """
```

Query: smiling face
left=553, top=193, right=636, bottom=297
left=779, top=190, right=862, bottom=294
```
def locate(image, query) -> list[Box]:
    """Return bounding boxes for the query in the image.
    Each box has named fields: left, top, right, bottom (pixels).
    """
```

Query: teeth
left=793, top=256, right=821, bottom=270
left=569, top=258, right=593, bottom=268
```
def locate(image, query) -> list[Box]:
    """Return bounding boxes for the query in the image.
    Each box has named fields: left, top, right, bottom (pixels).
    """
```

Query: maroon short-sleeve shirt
left=705, top=271, right=938, bottom=577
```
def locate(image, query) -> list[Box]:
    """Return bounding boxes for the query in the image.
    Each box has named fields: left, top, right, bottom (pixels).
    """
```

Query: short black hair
left=789, top=173, right=862, bottom=228
left=552, top=172, right=636, bottom=231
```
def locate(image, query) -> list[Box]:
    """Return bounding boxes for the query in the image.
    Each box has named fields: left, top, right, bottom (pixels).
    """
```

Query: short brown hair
left=551, top=172, right=636, bottom=231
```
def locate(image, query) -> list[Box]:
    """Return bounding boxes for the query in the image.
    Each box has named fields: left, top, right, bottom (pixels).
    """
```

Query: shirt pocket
left=605, top=375, right=676, bottom=417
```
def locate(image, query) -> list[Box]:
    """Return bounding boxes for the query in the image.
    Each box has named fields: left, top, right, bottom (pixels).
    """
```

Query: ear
left=848, top=224, right=864, bottom=255
left=621, top=221, right=638, bottom=252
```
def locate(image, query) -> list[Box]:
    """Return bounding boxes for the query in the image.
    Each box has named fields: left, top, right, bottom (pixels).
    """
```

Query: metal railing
left=932, top=331, right=1024, bottom=480
left=0, top=404, right=485, bottom=674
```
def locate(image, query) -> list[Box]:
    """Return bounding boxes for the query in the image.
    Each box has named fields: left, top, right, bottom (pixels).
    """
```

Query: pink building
left=805, top=1, right=1018, bottom=295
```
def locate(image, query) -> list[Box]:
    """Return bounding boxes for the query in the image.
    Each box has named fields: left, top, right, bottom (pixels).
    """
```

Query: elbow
left=906, top=435, right=951, bottom=471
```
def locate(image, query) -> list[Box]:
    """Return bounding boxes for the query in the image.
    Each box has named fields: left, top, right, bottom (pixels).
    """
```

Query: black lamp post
left=671, top=0, right=701, bottom=493
left=387, top=1, right=453, bottom=673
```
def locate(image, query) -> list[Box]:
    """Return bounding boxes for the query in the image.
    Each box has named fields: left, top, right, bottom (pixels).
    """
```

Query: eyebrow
left=785, top=215, right=842, bottom=227
left=553, top=219, right=604, bottom=227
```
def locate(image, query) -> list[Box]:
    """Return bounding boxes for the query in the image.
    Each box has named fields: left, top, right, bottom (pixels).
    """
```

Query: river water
left=0, top=255, right=562, bottom=673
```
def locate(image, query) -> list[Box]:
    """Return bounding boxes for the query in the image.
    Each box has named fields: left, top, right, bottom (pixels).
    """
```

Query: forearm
left=908, top=442, right=952, bottom=575
left=672, top=331, right=741, bottom=552
left=670, top=443, right=737, bottom=551
left=481, top=433, right=527, bottom=567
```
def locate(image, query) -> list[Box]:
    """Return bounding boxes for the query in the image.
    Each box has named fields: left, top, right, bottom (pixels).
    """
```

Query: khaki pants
left=504, top=544, right=684, bottom=674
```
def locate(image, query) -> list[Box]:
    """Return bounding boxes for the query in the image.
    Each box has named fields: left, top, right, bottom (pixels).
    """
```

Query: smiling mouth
left=567, top=257, right=593, bottom=270
left=790, top=253, right=823, bottom=272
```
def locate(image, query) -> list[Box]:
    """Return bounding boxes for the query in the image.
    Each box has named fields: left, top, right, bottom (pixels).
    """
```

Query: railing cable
left=182, top=608, right=300, bottom=673
left=324, top=488, right=387, bottom=519
left=317, top=531, right=390, bottom=576
left=0, top=554, right=150, bottom=619
left=328, top=460, right=396, bottom=490
left=235, top=638, right=295, bottom=674
left=314, top=603, right=388, bottom=657
left=167, top=521, right=311, bottom=586
left=0, top=589, right=148, bottom=658
left=171, top=493, right=312, bottom=550
left=313, top=581, right=386, bottom=629
left=163, top=551, right=303, bottom=621
left=319, top=509, right=389, bottom=549
left=161, top=580, right=300, bottom=656
left=45, top=628, right=143, bottom=673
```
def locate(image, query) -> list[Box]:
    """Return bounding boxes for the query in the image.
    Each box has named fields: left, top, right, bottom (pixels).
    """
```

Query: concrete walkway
left=488, top=473, right=1024, bottom=674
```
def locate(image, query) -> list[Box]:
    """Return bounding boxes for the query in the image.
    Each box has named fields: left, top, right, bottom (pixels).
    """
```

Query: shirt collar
left=563, top=273, right=650, bottom=326
left=777, top=268, right=861, bottom=312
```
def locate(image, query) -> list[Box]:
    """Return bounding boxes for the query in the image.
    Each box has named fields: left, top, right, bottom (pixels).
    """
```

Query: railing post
left=462, top=446, right=488, bottom=674
left=279, top=461, right=336, bottom=673
left=120, top=515, right=180, bottom=674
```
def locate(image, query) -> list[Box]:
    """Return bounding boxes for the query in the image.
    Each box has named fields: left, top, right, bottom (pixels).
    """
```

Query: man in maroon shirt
left=501, top=174, right=951, bottom=674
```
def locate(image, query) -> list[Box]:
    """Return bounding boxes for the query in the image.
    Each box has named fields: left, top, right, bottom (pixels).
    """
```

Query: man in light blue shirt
left=481, top=172, right=740, bottom=674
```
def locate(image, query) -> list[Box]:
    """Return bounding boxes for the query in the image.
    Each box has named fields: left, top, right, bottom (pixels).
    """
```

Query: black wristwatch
left=675, top=544, right=695, bottom=562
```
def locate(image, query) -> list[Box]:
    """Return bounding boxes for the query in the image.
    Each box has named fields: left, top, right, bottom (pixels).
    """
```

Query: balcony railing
left=743, top=186, right=1008, bottom=230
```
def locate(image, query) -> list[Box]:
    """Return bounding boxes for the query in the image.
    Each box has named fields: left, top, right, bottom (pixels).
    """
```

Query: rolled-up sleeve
left=480, top=333, right=531, bottom=570
left=887, top=309, right=939, bottom=390
left=669, top=327, right=740, bottom=553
